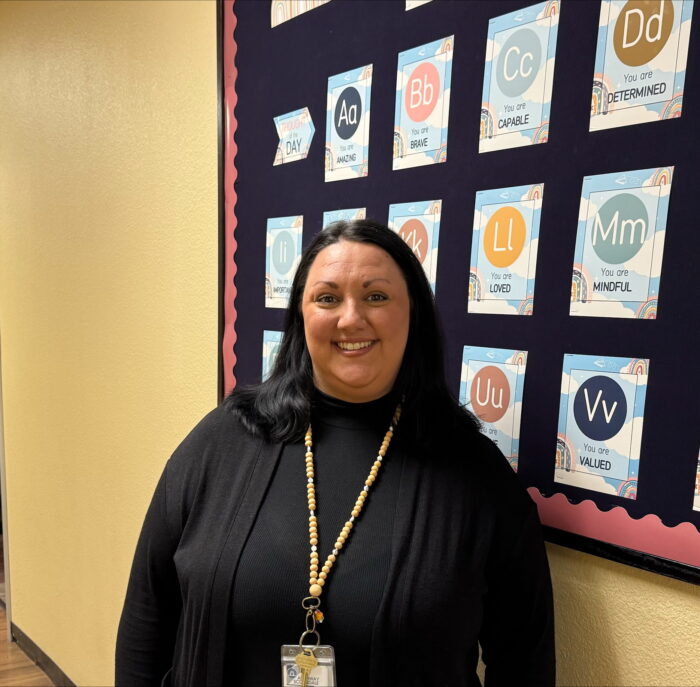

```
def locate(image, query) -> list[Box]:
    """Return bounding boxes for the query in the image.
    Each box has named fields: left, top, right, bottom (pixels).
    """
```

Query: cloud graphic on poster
left=469, top=299, right=519, bottom=315
left=641, top=179, right=671, bottom=197
left=472, top=208, right=487, bottom=232
left=578, top=198, right=600, bottom=222
left=599, top=1, right=622, bottom=28
left=522, top=57, right=554, bottom=106
left=623, top=234, right=662, bottom=278
left=556, top=469, right=619, bottom=496
left=484, top=129, right=532, bottom=150
left=509, top=237, right=538, bottom=278
left=393, top=152, right=435, bottom=169
left=605, top=416, right=644, bottom=456
left=646, top=20, right=690, bottom=74
left=424, top=88, right=451, bottom=129
left=604, top=105, right=663, bottom=125
left=485, top=37, right=503, bottom=61
left=561, top=372, right=580, bottom=396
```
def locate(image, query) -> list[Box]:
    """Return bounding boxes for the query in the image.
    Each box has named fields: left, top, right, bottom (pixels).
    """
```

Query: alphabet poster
left=265, top=215, right=303, bottom=309
left=387, top=200, right=441, bottom=291
left=570, top=166, right=672, bottom=319
left=325, top=65, right=373, bottom=182
left=590, top=0, right=693, bottom=131
left=694, top=451, right=700, bottom=511
left=273, top=107, right=315, bottom=165
left=468, top=183, right=543, bottom=315
left=262, top=329, right=282, bottom=380
left=479, top=1, right=560, bottom=153
left=555, top=354, right=649, bottom=500
left=322, top=208, right=366, bottom=226
left=460, top=346, right=528, bottom=471
left=393, top=35, right=453, bottom=169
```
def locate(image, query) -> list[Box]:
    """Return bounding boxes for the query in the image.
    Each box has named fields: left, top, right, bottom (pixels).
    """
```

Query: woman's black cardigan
left=116, top=406, right=555, bottom=686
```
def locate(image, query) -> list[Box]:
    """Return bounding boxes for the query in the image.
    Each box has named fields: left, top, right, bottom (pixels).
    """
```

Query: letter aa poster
left=468, top=183, right=543, bottom=315
left=265, top=215, right=303, bottom=309
left=570, top=166, right=672, bottom=319
left=322, top=208, right=366, bottom=226
left=460, top=346, right=528, bottom=471
left=387, top=200, right=441, bottom=291
left=262, top=330, right=282, bottom=380
left=555, top=354, right=649, bottom=499
left=325, top=65, right=372, bottom=182
left=393, top=36, right=453, bottom=169
left=479, top=0, right=560, bottom=153
left=590, top=0, right=693, bottom=131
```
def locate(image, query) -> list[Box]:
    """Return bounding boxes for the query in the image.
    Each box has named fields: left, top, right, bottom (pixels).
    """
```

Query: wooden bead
left=322, top=564, right=330, bottom=573
left=319, top=571, right=327, bottom=580
left=310, top=537, right=318, bottom=545
left=309, top=584, right=322, bottom=597
left=328, top=554, right=336, bottom=563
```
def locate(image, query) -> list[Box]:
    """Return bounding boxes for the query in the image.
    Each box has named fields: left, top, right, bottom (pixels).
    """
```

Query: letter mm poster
left=570, top=166, right=672, bottom=319
left=323, top=208, right=366, bottom=226
left=460, top=346, right=528, bottom=471
left=393, top=36, right=453, bottom=170
left=387, top=200, right=441, bottom=291
left=468, top=183, right=543, bottom=315
left=555, top=354, right=649, bottom=500
left=325, top=65, right=372, bottom=182
left=590, top=0, right=693, bottom=131
left=262, top=330, right=282, bottom=381
left=479, top=0, right=560, bottom=153
left=265, top=215, right=303, bottom=309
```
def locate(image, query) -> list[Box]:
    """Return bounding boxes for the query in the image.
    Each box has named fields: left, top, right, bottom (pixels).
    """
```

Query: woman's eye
left=367, top=293, right=388, bottom=302
left=316, top=294, right=337, bottom=304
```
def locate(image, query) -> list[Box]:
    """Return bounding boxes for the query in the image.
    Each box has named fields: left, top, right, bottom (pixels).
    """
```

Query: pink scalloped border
left=222, top=0, right=238, bottom=396
left=528, top=488, right=700, bottom=568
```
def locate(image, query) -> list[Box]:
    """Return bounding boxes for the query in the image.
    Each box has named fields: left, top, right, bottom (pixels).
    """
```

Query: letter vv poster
left=555, top=354, right=649, bottom=499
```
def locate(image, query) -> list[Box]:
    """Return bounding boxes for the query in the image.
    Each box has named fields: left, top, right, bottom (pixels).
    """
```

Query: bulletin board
left=219, top=0, right=700, bottom=584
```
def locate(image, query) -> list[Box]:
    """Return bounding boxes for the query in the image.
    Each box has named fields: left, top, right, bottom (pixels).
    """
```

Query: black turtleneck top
left=226, top=390, right=402, bottom=685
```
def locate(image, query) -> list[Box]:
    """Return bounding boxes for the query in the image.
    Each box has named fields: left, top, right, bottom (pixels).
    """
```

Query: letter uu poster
left=393, top=36, right=453, bottom=169
left=325, top=65, right=372, bottom=182
left=590, top=0, right=693, bottom=131
left=460, top=346, right=528, bottom=471
left=479, top=0, right=560, bottom=153
left=265, top=215, right=303, bottom=308
left=468, top=183, right=543, bottom=315
left=387, top=200, right=441, bottom=291
left=570, top=166, right=672, bottom=319
left=323, top=208, right=366, bottom=226
left=262, top=330, right=282, bottom=381
left=555, top=354, right=649, bottom=500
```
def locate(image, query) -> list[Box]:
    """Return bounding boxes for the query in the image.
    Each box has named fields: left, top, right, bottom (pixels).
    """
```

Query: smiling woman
left=116, top=220, right=555, bottom=687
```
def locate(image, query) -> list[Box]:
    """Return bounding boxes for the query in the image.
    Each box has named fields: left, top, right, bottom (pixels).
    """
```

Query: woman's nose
left=337, top=300, right=365, bottom=329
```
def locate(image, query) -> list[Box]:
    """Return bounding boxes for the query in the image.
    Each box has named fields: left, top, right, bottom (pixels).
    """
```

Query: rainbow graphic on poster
left=469, top=183, right=543, bottom=315
left=388, top=200, right=441, bottom=292
left=393, top=35, right=453, bottom=170
left=590, top=0, right=693, bottom=131
left=570, top=167, right=672, bottom=319
left=460, top=346, right=528, bottom=471
left=262, top=330, right=283, bottom=381
left=555, top=354, right=649, bottom=500
left=322, top=208, right=366, bottom=227
left=325, top=64, right=372, bottom=182
left=479, top=0, right=560, bottom=153
left=265, top=215, right=303, bottom=309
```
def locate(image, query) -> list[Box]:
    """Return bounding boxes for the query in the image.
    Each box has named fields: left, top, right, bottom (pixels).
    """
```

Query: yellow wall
left=0, top=1, right=217, bottom=684
left=0, top=2, right=698, bottom=686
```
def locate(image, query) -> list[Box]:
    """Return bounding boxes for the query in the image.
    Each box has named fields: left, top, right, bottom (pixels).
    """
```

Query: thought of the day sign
left=590, top=0, right=693, bottom=130
left=555, top=354, right=648, bottom=500
left=479, top=0, right=560, bottom=153
left=570, top=166, right=672, bottom=319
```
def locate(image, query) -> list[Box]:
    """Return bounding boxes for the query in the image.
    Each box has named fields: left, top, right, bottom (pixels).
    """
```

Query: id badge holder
left=281, top=644, right=337, bottom=687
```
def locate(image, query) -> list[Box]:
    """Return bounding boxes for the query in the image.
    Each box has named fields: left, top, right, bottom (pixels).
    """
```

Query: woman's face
left=302, top=240, right=410, bottom=403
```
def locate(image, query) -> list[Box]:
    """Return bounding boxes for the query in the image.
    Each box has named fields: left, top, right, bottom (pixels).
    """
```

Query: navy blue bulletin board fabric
left=223, top=0, right=699, bottom=580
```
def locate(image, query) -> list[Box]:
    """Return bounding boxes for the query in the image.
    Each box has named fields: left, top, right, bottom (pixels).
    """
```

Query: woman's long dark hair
left=226, top=219, right=479, bottom=444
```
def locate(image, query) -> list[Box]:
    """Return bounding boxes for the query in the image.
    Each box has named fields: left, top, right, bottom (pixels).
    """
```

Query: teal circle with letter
left=272, top=231, right=295, bottom=273
left=591, top=193, right=648, bottom=265
left=496, top=28, right=542, bottom=98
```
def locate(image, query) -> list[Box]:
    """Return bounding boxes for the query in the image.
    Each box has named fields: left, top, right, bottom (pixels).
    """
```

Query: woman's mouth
left=335, top=340, right=376, bottom=351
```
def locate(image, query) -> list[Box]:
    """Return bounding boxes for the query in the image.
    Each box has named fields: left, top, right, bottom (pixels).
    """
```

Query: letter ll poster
left=460, top=346, right=528, bottom=471
left=468, top=183, right=543, bottom=315
left=479, top=0, right=560, bottom=153
left=262, top=330, right=282, bottom=381
left=325, top=65, right=373, bottom=182
left=590, top=0, right=693, bottom=131
left=694, top=450, right=700, bottom=511
left=265, top=215, right=303, bottom=309
left=570, top=166, right=672, bottom=319
left=555, top=354, right=649, bottom=499
left=322, top=208, right=366, bottom=226
left=387, top=200, right=441, bottom=291
left=393, top=36, right=453, bottom=170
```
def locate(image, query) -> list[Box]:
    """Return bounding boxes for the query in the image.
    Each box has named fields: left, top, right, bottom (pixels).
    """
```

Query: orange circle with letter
left=483, top=206, right=527, bottom=268
left=613, top=0, right=674, bottom=67
left=470, top=365, right=510, bottom=422
left=398, top=219, right=429, bottom=265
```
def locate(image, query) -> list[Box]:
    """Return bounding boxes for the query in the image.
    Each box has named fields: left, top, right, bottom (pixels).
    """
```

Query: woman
left=116, top=220, right=555, bottom=686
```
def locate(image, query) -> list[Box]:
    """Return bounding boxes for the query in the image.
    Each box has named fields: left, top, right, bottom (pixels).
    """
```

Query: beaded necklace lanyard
left=286, top=403, right=401, bottom=686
